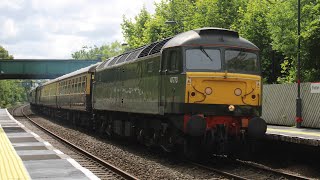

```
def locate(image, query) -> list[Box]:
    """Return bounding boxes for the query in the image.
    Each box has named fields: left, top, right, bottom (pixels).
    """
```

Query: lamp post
left=165, top=20, right=178, bottom=35
left=165, top=20, right=177, bottom=25
left=121, top=42, right=131, bottom=51
left=296, top=0, right=302, bottom=128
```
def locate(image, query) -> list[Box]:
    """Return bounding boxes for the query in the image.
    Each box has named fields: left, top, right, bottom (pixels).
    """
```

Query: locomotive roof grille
left=138, top=42, right=158, bottom=58
left=108, top=55, right=121, bottom=66
left=101, top=28, right=251, bottom=70
left=103, top=37, right=173, bottom=68
left=137, top=37, right=172, bottom=58
left=149, top=37, right=172, bottom=55
left=102, top=57, right=113, bottom=68
left=126, top=47, right=144, bottom=62
left=116, top=53, right=130, bottom=64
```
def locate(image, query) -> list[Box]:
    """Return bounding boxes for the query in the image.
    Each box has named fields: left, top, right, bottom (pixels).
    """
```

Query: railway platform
left=266, top=125, right=320, bottom=146
left=0, top=109, right=99, bottom=180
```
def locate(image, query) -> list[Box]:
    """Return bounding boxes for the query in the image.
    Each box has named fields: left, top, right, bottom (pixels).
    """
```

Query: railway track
left=11, top=105, right=313, bottom=179
left=13, top=105, right=138, bottom=180
left=188, top=155, right=311, bottom=180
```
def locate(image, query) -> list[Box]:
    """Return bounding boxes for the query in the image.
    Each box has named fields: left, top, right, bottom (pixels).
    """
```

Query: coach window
left=81, top=76, right=84, bottom=92
left=75, top=80, right=78, bottom=93
left=65, top=81, right=67, bottom=94
left=79, top=77, right=82, bottom=90
left=72, top=79, right=75, bottom=94
left=74, top=79, right=76, bottom=93
left=78, top=77, right=81, bottom=93
left=58, top=83, right=61, bottom=95
left=61, top=82, right=63, bottom=95
left=82, top=76, right=86, bottom=92
left=51, top=86, right=54, bottom=96
left=68, top=80, right=71, bottom=94
left=70, top=80, right=72, bottom=94
left=78, top=77, right=82, bottom=93
left=77, top=77, right=80, bottom=93
left=63, top=81, right=66, bottom=95
left=84, top=78, right=87, bottom=92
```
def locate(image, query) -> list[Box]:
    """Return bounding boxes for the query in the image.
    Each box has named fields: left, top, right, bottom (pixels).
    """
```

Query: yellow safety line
left=0, top=126, right=31, bottom=180
left=267, top=128, right=320, bottom=137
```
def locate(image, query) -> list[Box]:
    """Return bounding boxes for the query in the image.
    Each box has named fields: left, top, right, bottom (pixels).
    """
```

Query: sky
left=0, top=0, right=160, bottom=59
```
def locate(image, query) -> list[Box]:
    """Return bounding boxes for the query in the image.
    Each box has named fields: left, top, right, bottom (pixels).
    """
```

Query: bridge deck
left=0, top=59, right=100, bottom=79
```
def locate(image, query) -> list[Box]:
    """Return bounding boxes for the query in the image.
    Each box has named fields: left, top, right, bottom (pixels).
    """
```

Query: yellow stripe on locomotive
left=185, top=72, right=261, bottom=106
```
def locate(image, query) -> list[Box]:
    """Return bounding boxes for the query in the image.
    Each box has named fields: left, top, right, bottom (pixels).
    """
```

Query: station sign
left=311, top=82, right=320, bottom=93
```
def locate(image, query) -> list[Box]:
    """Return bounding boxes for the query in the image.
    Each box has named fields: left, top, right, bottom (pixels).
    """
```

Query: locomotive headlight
left=228, top=105, right=235, bottom=111
left=234, top=88, right=242, bottom=96
left=204, top=87, right=212, bottom=95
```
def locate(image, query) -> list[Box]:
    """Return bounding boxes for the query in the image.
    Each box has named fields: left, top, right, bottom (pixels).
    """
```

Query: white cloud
left=0, top=0, right=24, bottom=9
left=0, top=0, right=160, bottom=59
left=0, top=18, right=18, bottom=39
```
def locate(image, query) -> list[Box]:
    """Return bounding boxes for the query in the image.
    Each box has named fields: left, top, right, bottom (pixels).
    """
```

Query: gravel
left=18, top=106, right=224, bottom=180
left=15, top=105, right=320, bottom=179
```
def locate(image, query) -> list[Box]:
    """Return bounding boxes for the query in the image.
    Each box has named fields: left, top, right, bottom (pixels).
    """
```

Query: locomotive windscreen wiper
left=200, top=46, right=213, bottom=61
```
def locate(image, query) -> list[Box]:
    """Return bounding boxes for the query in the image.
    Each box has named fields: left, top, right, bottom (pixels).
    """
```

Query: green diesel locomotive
left=30, top=28, right=267, bottom=158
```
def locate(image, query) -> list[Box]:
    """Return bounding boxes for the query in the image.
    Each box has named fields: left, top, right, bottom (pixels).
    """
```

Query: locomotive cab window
left=163, top=48, right=182, bottom=73
left=185, top=48, right=221, bottom=71
left=225, top=50, right=259, bottom=74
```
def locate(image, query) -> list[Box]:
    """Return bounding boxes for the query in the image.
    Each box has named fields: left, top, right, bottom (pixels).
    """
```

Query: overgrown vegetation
left=72, top=0, right=320, bottom=84
left=71, top=41, right=125, bottom=60
left=2, top=0, right=317, bottom=107
left=0, top=46, right=28, bottom=108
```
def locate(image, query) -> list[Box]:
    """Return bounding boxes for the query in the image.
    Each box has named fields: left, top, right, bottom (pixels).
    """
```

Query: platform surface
left=266, top=125, right=320, bottom=146
left=0, top=109, right=99, bottom=180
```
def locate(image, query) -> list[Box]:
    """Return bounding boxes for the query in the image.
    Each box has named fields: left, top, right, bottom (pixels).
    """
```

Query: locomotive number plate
left=170, top=77, right=178, bottom=84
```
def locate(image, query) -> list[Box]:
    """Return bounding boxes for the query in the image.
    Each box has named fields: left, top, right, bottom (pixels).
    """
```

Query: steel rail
left=235, top=159, right=310, bottom=180
left=19, top=105, right=139, bottom=180
left=188, top=161, right=249, bottom=180
left=188, top=158, right=310, bottom=180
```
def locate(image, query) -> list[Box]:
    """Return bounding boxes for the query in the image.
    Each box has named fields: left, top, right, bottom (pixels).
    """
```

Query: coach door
left=160, top=48, right=182, bottom=114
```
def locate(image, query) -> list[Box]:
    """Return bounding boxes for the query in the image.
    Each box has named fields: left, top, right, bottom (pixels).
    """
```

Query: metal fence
left=262, top=82, right=320, bottom=128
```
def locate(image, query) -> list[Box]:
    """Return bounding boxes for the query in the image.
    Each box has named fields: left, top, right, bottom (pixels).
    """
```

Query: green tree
left=0, top=46, right=26, bottom=108
left=119, top=0, right=320, bottom=83
left=121, top=0, right=247, bottom=47
left=143, top=0, right=196, bottom=43
left=193, top=0, right=246, bottom=29
left=234, top=0, right=283, bottom=83
left=267, top=0, right=319, bottom=83
left=72, top=41, right=125, bottom=61
left=0, top=46, right=14, bottom=59
left=0, top=80, right=26, bottom=107
left=301, top=1, right=320, bottom=81
left=122, top=6, right=151, bottom=48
